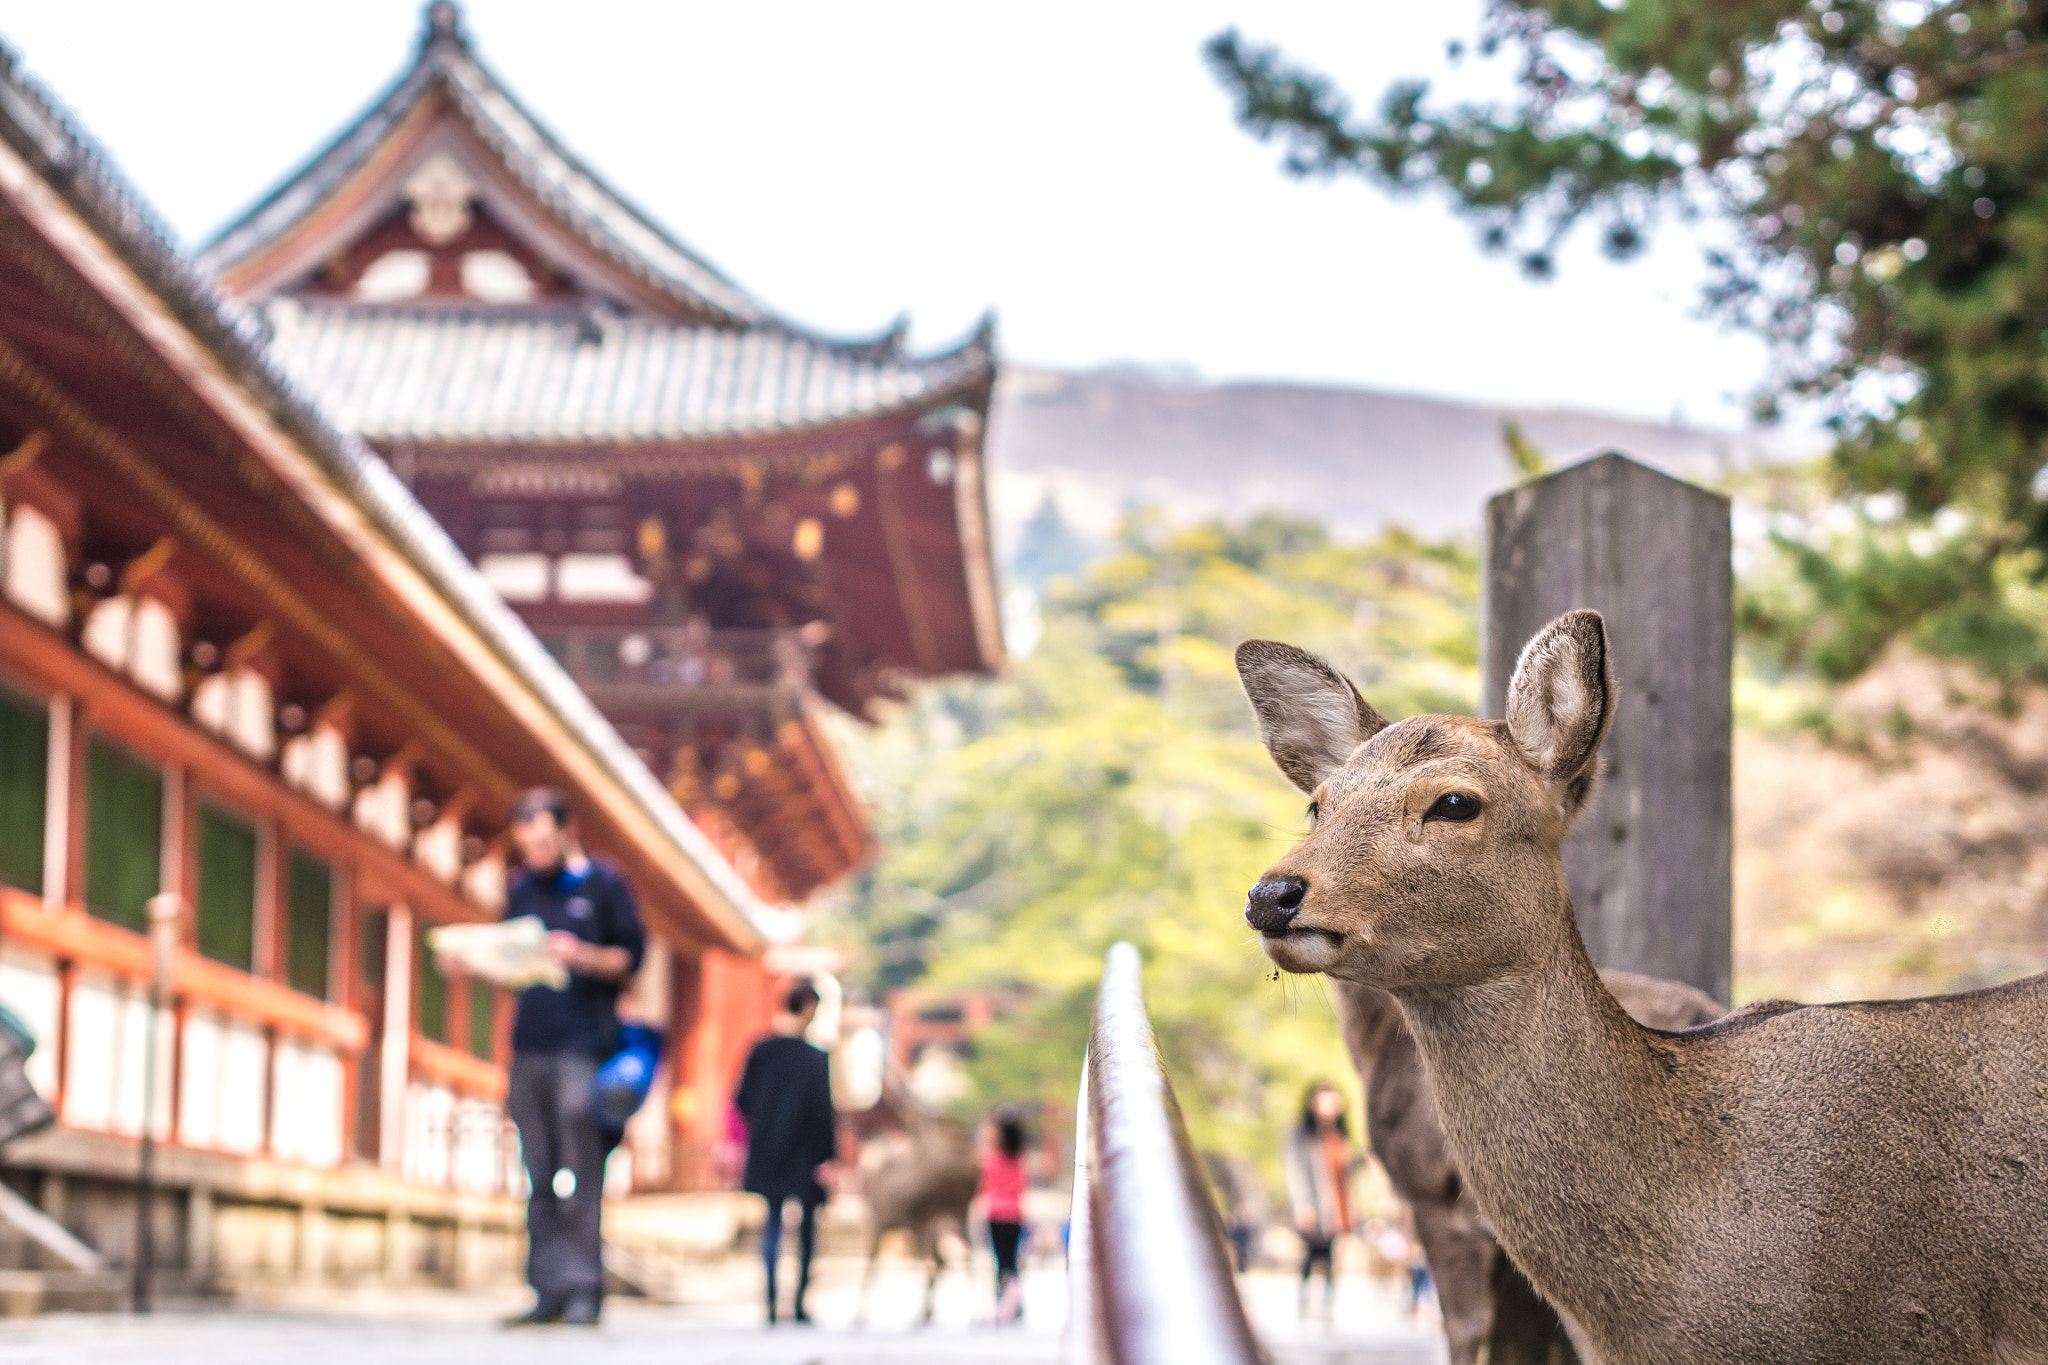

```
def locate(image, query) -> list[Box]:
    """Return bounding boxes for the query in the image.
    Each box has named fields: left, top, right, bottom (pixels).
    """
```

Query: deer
left=1236, top=609, right=2048, bottom=1365
left=853, top=1118, right=980, bottom=1327
left=1338, top=970, right=1722, bottom=1365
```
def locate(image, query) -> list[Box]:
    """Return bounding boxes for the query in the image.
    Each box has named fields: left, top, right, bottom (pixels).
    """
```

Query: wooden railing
left=408, top=1034, right=505, bottom=1101
left=1065, top=942, right=1262, bottom=1365
left=0, top=888, right=365, bottom=1052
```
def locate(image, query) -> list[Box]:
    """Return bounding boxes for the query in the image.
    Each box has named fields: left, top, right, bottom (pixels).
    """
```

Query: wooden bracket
left=0, top=429, right=47, bottom=483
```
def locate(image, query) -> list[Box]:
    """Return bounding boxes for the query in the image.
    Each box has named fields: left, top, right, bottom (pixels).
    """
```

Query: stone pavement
left=0, top=1259, right=1442, bottom=1365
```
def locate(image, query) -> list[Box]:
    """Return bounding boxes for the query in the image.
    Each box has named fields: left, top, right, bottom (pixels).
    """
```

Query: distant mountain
left=981, top=365, right=1815, bottom=561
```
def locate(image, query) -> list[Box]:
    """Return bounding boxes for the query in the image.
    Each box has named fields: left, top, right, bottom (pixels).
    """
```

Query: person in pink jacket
left=979, top=1104, right=1029, bottom=1323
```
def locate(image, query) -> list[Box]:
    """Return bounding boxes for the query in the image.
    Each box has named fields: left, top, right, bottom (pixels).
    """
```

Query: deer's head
left=1235, top=610, right=1614, bottom=992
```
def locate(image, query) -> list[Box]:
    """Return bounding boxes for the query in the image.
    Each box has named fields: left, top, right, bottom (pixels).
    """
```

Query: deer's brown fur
left=854, top=1119, right=979, bottom=1326
left=1238, top=611, right=2048, bottom=1365
left=1338, top=970, right=1723, bottom=1365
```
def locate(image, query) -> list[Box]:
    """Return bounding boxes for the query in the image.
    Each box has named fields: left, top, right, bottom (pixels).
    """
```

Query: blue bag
left=591, top=1022, right=663, bottom=1131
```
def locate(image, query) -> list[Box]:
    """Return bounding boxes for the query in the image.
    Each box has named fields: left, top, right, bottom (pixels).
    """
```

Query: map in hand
left=425, top=915, right=568, bottom=991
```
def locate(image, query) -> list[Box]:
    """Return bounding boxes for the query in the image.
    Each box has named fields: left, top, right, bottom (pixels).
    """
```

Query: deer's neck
left=1393, top=912, right=1707, bottom=1319
left=1331, top=981, right=1403, bottom=1088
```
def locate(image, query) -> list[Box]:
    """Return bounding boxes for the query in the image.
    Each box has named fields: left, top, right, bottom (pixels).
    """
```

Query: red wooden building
left=199, top=2, right=1004, bottom=906
left=0, top=3, right=997, bottom=1300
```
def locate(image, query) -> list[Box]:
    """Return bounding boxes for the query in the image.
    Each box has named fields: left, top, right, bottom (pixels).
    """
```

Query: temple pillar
left=379, top=904, right=412, bottom=1174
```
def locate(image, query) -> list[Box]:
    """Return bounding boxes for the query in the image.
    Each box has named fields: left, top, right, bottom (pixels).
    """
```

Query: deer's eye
left=1306, top=800, right=1321, bottom=830
left=1425, top=792, right=1481, bottom=823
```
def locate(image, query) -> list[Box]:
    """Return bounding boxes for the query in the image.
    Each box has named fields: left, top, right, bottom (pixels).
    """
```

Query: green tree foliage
left=830, top=513, right=1477, bottom=1169
left=1502, top=419, right=1553, bottom=479
left=1208, top=3, right=2048, bottom=681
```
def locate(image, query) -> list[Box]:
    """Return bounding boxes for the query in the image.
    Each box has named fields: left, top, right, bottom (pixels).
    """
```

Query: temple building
left=199, top=2, right=1004, bottom=905
left=0, top=3, right=997, bottom=1302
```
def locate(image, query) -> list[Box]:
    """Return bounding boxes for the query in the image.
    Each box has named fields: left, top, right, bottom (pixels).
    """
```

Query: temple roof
left=0, top=34, right=776, bottom=943
left=189, top=1, right=1005, bottom=698
left=203, top=2, right=769, bottom=329
left=198, top=1, right=997, bottom=445
left=264, top=299, right=995, bottom=445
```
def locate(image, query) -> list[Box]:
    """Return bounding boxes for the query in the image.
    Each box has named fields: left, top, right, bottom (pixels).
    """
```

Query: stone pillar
left=36, top=1171, right=66, bottom=1223
left=1482, top=452, right=1733, bottom=1003
left=452, top=1216, right=484, bottom=1289
left=297, top=1201, right=326, bottom=1285
left=384, top=1207, right=413, bottom=1284
left=185, top=1185, right=214, bottom=1277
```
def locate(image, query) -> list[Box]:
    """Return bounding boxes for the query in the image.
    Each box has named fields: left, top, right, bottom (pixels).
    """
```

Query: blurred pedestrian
left=1284, top=1081, right=1361, bottom=1321
left=499, top=788, right=644, bottom=1328
left=1203, top=1151, right=1267, bottom=1274
left=981, top=1104, right=1029, bottom=1323
left=735, top=981, right=837, bottom=1325
left=1375, top=1221, right=1427, bottom=1314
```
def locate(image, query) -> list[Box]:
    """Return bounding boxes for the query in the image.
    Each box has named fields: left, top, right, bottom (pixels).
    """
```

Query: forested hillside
left=826, top=514, right=1476, bottom=1163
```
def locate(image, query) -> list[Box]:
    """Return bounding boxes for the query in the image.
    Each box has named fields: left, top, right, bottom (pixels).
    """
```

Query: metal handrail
left=1065, top=942, right=1263, bottom=1365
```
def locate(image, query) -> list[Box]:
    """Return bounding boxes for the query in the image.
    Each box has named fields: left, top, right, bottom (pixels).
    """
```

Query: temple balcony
left=531, top=623, right=870, bottom=904
left=535, top=624, right=823, bottom=713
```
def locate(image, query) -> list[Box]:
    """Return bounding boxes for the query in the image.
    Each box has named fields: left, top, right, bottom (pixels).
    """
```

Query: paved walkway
left=0, top=1260, right=1442, bottom=1365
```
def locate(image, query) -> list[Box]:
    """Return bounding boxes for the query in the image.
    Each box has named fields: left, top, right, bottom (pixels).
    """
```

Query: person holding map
left=492, top=787, right=644, bottom=1327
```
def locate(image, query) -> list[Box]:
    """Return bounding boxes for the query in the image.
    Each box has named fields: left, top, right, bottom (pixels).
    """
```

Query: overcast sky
left=0, top=1, right=1776, bottom=428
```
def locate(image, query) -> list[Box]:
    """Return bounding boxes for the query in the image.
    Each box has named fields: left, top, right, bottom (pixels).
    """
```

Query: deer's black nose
left=1245, top=876, right=1307, bottom=935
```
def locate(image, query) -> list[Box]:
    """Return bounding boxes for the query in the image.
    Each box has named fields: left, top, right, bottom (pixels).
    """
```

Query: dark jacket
left=506, top=858, right=645, bottom=1058
left=734, top=1034, right=836, bottom=1203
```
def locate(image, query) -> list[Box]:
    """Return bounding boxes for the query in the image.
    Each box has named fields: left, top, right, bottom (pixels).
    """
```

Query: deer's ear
left=1505, top=609, right=1616, bottom=820
left=1235, top=640, right=1389, bottom=794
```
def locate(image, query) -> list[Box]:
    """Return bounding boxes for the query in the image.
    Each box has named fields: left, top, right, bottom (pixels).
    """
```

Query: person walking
left=735, top=981, right=837, bottom=1326
left=980, top=1104, right=1029, bottom=1324
left=498, top=788, right=644, bottom=1328
left=1284, top=1080, right=1361, bottom=1322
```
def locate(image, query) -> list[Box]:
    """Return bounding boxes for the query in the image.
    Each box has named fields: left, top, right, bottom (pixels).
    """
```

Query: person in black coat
left=734, top=981, right=837, bottom=1325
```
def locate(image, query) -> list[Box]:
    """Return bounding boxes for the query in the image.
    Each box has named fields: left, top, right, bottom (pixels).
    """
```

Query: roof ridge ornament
left=403, top=152, right=477, bottom=246
left=420, top=1, right=468, bottom=53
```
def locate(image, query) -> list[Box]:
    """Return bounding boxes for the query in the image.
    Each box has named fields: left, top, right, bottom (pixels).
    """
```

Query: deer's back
left=1649, top=971, right=2048, bottom=1360
left=867, top=1144, right=979, bottom=1235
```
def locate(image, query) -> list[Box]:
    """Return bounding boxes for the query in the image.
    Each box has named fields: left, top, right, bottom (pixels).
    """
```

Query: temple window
left=84, top=735, right=162, bottom=933
left=3, top=503, right=68, bottom=626
left=354, top=249, right=431, bottom=302
left=0, top=684, right=47, bottom=894
left=555, top=551, right=653, bottom=602
left=195, top=800, right=259, bottom=972
left=416, top=921, right=448, bottom=1044
left=460, top=249, right=537, bottom=303
left=285, top=848, right=333, bottom=1000
left=478, top=551, right=549, bottom=601
left=177, top=1012, right=268, bottom=1155
left=468, top=983, right=495, bottom=1060
left=571, top=502, right=628, bottom=553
